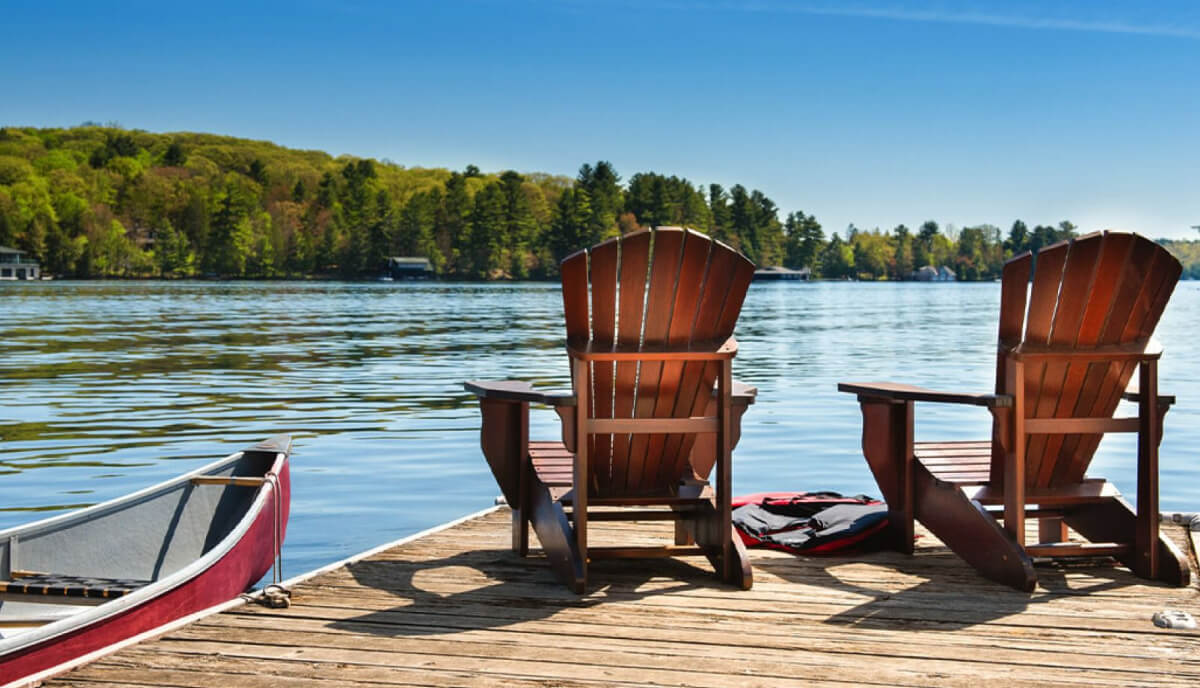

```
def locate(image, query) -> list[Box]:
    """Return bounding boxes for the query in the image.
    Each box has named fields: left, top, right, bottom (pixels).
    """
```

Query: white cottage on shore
left=0, top=246, right=39, bottom=280
left=911, top=265, right=956, bottom=282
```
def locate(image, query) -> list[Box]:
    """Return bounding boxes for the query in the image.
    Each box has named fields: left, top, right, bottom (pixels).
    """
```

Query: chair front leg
left=571, top=357, right=589, bottom=588
left=477, top=397, right=531, bottom=555
left=857, top=396, right=915, bottom=554
left=1002, top=360, right=1026, bottom=544
left=716, top=358, right=734, bottom=582
left=686, top=383, right=755, bottom=480
left=1135, top=358, right=1161, bottom=579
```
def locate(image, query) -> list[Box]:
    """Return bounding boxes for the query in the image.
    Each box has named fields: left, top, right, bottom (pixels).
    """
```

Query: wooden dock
left=42, top=507, right=1200, bottom=687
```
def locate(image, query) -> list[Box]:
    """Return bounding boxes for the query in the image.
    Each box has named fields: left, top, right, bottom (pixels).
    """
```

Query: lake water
left=2, top=280, right=1197, bottom=578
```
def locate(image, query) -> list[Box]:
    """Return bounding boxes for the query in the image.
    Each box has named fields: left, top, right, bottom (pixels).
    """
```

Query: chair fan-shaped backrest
left=559, top=227, right=755, bottom=498
left=993, top=232, right=1181, bottom=488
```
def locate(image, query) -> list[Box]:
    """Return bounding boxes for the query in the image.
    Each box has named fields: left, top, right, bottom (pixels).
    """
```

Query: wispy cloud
left=780, top=2, right=1200, bottom=39
left=564, top=1, right=1200, bottom=40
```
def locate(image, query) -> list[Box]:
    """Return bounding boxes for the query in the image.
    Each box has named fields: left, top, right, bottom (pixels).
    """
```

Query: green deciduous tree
left=498, top=171, right=538, bottom=278
left=440, top=172, right=472, bottom=275
left=891, top=224, right=913, bottom=279
left=709, top=184, right=731, bottom=245
left=821, top=233, right=854, bottom=278
left=89, top=133, right=139, bottom=169
left=851, top=229, right=892, bottom=279
left=549, top=186, right=591, bottom=263
left=468, top=181, right=506, bottom=279
left=577, top=161, right=622, bottom=244
left=163, top=142, right=186, bottom=167
left=155, top=220, right=193, bottom=276
left=89, top=218, right=150, bottom=276
left=206, top=187, right=254, bottom=276
left=784, top=211, right=825, bottom=272
left=913, top=220, right=939, bottom=268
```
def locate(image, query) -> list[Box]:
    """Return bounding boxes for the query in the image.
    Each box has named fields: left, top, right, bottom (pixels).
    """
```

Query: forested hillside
left=811, top=224, right=1200, bottom=281
left=0, top=126, right=1193, bottom=280
left=0, top=126, right=788, bottom=279
left=791, top=219, right=1079, bottom=281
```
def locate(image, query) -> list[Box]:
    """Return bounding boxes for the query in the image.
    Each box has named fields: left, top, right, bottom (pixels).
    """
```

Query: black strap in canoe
left=0, top=572, right=151, bottom=598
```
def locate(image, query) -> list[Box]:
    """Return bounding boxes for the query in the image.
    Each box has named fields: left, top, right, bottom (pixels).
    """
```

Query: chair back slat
left=1024, top=241, right=1069, bottom=343
left=610, top=231, right=651, bottom=493
left=997, top=253, right=1032, bottom=348
left=1075, top=233, right=1136, bottom=343
left=626, top=228, right=686, bottom=493
left=587, top=238, right=619, bottom=493
left=991, top=232, right=1180, bottom=488
left=562, top=228, right=753, bottom=498
left=561, top=250, right=590, bottom=345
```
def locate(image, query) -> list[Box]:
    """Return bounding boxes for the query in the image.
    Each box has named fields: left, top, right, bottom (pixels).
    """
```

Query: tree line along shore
left=2, top=126, right=1197, bottom=281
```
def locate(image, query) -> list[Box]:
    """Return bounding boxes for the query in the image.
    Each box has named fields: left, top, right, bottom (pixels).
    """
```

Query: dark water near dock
left=2, top=280, right=1198, bottom=577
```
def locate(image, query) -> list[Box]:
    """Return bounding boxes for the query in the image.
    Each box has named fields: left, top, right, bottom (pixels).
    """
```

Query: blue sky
left=3, top=1, right=1198, bottom=238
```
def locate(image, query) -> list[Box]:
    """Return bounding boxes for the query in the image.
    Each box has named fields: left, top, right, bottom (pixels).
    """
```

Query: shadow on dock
left=756, top=544, right=1155, bottom=630
left=330, top=548, right=722, bottom=636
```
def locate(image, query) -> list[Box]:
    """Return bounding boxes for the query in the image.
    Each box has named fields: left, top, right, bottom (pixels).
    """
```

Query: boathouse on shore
left=753, top=265, right=811, bottom=281
left=0, top=245, right=39, bottom=280
left=385, top=256, right=434, bottom=279
left=911, top=264, right=956, bottom=281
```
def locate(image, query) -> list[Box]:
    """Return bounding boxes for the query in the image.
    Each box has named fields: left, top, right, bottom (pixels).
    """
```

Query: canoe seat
left=915, top=440, right=991, bottom=486
left=0, top=573, right=151, bottom=598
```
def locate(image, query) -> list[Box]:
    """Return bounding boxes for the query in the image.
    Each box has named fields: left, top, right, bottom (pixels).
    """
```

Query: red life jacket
left=732, top=492, right=889, bottom=554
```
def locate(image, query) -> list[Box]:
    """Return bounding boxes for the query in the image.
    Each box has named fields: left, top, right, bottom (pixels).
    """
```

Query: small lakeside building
left=911, top=265, right=956, bottom=282
left=385, top=257, right=434, bottom=280
left=753, top=266, right=811, bottom=281
left=0, top=246, right=40, bottom=280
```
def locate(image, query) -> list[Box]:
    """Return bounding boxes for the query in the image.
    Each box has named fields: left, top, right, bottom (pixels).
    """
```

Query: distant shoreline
left=4, top=126, right=1198, bottom=282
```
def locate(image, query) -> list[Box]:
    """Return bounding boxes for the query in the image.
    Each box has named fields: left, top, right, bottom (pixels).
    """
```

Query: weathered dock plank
left=41, top=507, right=1200, bottom=687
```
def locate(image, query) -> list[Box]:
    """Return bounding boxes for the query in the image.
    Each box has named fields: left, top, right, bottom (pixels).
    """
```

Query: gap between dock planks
left=45, top=507, right=1200, bottom=688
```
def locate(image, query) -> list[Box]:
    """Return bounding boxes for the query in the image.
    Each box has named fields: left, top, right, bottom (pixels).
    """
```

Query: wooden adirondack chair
left=839, top=231, right=1190, bottom=591
left=466, top=227, right=757, bottom=593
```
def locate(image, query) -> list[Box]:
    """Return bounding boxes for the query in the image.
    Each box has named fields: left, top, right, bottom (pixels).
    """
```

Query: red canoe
left=0, top=436, right=291, bottom=686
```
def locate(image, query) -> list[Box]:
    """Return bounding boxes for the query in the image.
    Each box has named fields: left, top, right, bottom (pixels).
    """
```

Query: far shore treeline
left=2, top=126, right=1198, bottom=281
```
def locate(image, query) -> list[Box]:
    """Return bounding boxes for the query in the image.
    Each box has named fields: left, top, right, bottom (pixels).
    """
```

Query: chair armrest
left=1120, top=390, right=1176, bottom=406
left=464, top=380, right=576, bottom=407
left=721, top=380, right=758, bottom=406
left=838, top=381, right=1012, bottom=408
left=687, top=380, right=757, bottom=479
left=1121, top=378, right=1175, bottom=407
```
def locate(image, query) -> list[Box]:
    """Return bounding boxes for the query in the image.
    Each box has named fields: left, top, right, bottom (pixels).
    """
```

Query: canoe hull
left=1, top=441, right=290, bottom=686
